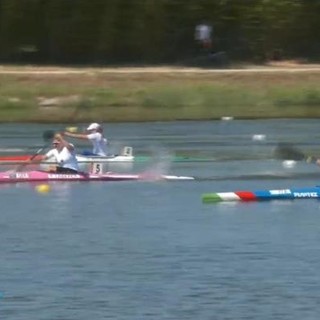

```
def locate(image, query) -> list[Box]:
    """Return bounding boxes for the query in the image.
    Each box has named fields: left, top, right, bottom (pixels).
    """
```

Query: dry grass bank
left=0, top=64, right=320, bottom=122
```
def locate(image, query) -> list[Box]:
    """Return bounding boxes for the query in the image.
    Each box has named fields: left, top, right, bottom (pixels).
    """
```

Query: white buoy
left=221, top=116, right=234, bottom=121
left=282, top=160, right=296, bottom=169
left=252, top=134, right=266, bottom=141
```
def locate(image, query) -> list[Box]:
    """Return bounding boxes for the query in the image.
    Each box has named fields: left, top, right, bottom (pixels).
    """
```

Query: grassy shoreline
left=1, top=66, right=320, bottom=122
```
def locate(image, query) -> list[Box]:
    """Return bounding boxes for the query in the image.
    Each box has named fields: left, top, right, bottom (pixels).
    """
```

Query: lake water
left=1, top=120, right=320, bottom=320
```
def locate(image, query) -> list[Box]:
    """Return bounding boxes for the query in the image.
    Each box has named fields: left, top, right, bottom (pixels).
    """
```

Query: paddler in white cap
left=64, top=123, right=107, bottom=156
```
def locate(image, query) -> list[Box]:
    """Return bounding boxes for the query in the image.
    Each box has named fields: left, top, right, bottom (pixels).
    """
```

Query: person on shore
left=39, top=133, right=79, bottom=173
left=195, top=20, right=213, bottom=54
left=64, top=123, right=107, bottom=156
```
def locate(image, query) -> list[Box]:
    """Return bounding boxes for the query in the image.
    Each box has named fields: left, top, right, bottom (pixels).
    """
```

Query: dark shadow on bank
left=176, top=51, right=230, bottom=69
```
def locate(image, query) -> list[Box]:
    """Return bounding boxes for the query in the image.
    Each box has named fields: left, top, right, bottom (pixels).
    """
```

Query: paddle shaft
left=15, top=130, right=55, bottom=171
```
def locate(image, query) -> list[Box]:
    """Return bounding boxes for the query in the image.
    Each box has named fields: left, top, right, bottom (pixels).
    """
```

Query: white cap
left=86, top=123, right=100, bottom=130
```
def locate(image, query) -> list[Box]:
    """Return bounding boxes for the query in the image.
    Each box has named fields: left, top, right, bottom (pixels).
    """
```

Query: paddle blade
left=66, top=126, right=78, bottom=133
left=273, top=143, right=307, bottom=161
left=42, top=130, right=55, bottom=142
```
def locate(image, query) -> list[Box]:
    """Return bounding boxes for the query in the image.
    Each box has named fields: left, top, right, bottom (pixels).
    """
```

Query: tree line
left=0, top=0, right=319, bottom=65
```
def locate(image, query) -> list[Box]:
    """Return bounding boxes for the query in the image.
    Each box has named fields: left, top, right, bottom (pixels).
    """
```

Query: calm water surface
left=1, top=120, right=320, bottom=319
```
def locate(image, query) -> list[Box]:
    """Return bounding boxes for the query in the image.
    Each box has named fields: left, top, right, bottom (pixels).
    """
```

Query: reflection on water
left=46, top=183, right=73, bottom=218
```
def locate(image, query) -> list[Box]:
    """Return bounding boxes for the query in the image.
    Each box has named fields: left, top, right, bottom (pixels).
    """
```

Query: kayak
left=0, top=154, right=217, bottom=164
left=0, top=147, right=220, bottom=164
left=202, top=186, right=320, bottom=203
left=0, top=146, right=219, bottom=165
left=135, top=155, right=217, bottom=163
left=0, top=146, right=134, bottom=164
left=0, top=170, right=195, bottom=183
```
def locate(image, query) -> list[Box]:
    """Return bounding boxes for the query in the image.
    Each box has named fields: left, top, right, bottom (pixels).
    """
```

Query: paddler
left=35, top=133, right=80, bottom=173
left=63, top=122, right=107, bottom=156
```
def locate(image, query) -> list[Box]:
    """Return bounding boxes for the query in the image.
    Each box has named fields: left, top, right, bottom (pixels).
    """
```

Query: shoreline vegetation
left=1, top=63, right=320, bottom=123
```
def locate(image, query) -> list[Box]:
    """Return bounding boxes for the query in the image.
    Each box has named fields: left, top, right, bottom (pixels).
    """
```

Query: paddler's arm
left=56, top=133, right=75, bottom=152
left=31, top=155, right=46, bottom=162
left=22, top=154, right=49, bottom=166
left=64, top=131, right=89, bottom=140
left=28, top=150, right=55, bottom=163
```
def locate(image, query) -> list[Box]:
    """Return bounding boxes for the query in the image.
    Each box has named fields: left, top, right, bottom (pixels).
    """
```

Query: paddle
left=64, top=98, right=91, bottom=133
left=15, top=130, right=55, bottom=171
left=273, top=143, right=318, bottom=164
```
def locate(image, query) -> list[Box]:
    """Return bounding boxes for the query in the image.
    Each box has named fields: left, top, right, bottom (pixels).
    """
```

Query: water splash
left=140, top=146, right=173, bottom=179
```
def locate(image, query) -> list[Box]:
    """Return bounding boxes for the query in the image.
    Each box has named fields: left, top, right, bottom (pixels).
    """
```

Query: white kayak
left=76, top=146, right=134, bottom=163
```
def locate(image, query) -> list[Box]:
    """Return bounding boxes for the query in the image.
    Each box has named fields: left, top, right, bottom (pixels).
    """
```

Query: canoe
left=0, top=170, right=194, bottom=183
left=202, top=186, right=320, bottom=203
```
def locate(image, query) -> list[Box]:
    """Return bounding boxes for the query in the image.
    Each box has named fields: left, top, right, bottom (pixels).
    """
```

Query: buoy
left=35, top=184, right=51, bottom=193
left=252, top=134, right=266, bottom=141
left=221, top=116, right=234, bottom=121
left=282, top=160, right=296, bottom=169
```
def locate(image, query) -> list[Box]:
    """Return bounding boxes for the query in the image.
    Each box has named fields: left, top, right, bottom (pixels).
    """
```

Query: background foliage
left=0, top=0, right=319, bottom=64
